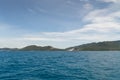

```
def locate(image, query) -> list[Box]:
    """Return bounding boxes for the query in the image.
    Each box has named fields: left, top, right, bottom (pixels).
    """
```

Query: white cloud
left=83, top=3, right=93, bottom=10
left=23, top=37, right=66, bottom=42
left=101, top=0, right=119, bottom=3
left=66, top=0, right=74, bottom=5
left=23, top=21, right=120, bottom=42
left=23, top=0, right=120, bottom=45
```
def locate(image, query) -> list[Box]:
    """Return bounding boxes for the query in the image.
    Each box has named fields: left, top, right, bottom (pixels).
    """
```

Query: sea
left=0, top=51, right=120, bottom=80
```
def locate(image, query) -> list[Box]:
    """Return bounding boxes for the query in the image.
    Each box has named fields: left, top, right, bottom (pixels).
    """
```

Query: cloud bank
left=24, top=0, right=120, bottom=45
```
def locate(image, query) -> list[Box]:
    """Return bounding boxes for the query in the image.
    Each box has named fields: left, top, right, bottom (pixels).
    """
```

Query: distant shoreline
left=1, top=40, right=120, bottom=51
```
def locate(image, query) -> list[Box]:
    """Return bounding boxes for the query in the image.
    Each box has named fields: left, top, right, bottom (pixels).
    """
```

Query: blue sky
left=0, top=0, right=120, bottom=48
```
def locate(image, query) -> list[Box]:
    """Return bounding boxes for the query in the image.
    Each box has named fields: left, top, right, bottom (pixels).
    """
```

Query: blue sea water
left=0, top=51, right=120, bottom=80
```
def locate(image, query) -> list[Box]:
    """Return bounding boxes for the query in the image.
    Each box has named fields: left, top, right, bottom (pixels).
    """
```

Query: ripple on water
left=0, top=51, right=120, bottom=80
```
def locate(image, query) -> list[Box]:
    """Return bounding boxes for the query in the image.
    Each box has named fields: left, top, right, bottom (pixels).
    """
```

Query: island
left=20, top=45, right=64, bottom=51
left=66, top=40, right=120, bottom=51
left=1, top=40, right=120, bottom=51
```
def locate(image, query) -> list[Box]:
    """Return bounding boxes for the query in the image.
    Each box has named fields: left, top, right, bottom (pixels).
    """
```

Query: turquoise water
left=0, top=51, right=120, bottom=80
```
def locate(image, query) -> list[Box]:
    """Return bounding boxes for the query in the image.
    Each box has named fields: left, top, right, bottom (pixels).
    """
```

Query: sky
left=0, top=0, right=120, bottom=48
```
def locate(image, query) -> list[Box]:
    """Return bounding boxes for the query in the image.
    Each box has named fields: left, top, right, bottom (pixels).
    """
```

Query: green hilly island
left=66, top=40, right=120, bottom=51
left=20, top=45, right=63, bottom=51
left=1, top=40, right=120, bottom=51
